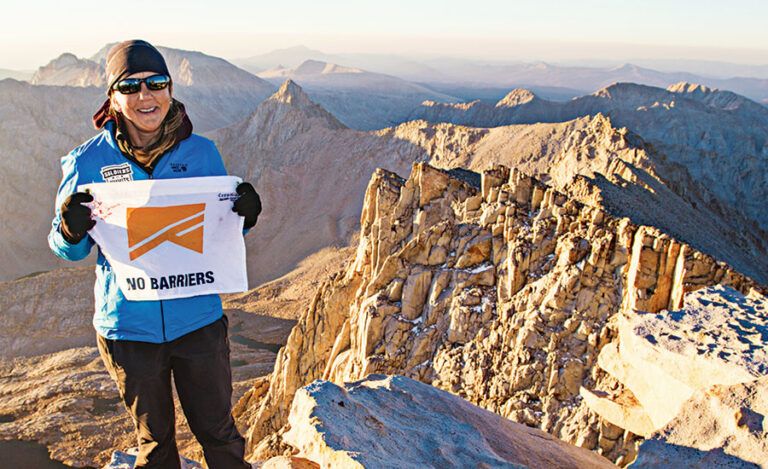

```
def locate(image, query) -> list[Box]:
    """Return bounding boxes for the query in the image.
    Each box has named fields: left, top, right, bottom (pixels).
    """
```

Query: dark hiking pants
left=96, top=314, right=249, bottom=469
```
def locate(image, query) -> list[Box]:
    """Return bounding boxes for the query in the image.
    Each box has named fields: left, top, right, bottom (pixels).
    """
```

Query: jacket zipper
left=159, top=300, right=167, bottom=342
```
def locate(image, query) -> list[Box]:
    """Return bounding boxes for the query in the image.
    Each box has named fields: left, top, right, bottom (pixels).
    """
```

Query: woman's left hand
left=232, top=182, right=262, bottom=229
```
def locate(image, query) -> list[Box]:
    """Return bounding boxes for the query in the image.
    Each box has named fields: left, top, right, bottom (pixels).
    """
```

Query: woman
left=48, top=40, right=259, bottom=469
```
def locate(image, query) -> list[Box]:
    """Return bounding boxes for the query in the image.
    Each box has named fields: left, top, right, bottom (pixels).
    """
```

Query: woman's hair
left=108, top=97, right=185, bottom=167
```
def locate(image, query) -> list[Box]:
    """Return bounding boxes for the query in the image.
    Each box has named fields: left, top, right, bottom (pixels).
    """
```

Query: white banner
left=78, top=176, right=248, bottom=301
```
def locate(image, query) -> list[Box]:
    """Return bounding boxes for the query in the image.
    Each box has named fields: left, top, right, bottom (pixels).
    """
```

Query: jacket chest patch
left=171, top=163, right=188, bottom=173
left=100, top=163, right=134, bottom=182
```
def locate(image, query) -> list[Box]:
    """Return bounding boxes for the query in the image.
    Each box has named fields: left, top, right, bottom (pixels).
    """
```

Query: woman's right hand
left=60, top=192, right=96, bottom=244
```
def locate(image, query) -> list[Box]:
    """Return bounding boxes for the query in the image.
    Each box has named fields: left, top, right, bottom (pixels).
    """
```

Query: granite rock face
left=388, top=112, right=768, bottom=284
left=235, top=162, right=762, bottom=465
left=278, top=375, right=616, bottom=468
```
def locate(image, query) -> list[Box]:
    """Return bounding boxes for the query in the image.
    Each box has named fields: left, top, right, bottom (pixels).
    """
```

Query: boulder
left=282, top=375, right=616, bottom=468
left=625, top=285, right=767, bottom=390
left=582, top=285, right=768, bottom=466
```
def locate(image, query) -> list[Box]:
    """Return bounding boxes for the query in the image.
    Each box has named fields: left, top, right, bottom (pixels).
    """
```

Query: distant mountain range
left=17, top=44, right=768, bottom=106
left=409, top=81, right=768, bottom=243
left=234, top=46, right=768, bottom=105
left=235, top=45, right=438, bottom=82
left=257, top=59, right=459, bottom=129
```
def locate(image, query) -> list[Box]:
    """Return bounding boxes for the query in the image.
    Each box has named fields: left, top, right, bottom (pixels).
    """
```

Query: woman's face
left=110, top=71, right=172, bottom=134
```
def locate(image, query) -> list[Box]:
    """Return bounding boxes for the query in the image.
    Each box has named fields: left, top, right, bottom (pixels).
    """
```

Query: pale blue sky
left=1, top=0, right=766, bottom=69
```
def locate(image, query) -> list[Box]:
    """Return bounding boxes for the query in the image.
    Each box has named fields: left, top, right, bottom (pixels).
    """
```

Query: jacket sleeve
left=48, top=153, right=95, bottom=261
left=206, top=139, right=254, bottom=236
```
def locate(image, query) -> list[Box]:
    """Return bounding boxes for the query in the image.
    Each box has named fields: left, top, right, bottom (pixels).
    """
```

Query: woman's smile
left=129, top=101, right=165, bottom=129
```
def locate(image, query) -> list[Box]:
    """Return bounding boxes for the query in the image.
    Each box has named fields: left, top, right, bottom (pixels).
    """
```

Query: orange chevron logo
left=127, top=204, right=205, bottom=261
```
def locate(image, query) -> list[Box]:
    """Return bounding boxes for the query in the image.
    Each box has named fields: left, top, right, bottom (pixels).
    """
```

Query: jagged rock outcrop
left=385, top=114, right=768, bottom=284
left=31, top=53, right=104, bottom=87
left=276, top=375, right=616, bottom=468
left=582, top=285, right=768, bottom=467
left=235, top=162, right=763, bottom=465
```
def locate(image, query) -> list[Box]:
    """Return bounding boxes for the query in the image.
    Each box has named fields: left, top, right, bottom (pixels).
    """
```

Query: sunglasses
left=112, top=74, right=171, bottom=95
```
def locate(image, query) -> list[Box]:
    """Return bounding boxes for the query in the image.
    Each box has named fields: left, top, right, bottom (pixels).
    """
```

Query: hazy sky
left=2, top=0, right=766, bottom=69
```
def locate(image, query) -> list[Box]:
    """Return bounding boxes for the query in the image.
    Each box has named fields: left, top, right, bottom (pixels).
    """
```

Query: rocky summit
left=233, top=162, right=765, bottom=466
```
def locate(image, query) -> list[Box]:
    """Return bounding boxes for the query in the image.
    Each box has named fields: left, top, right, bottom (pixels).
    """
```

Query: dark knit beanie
left=105, top=40, right=170, bottom=92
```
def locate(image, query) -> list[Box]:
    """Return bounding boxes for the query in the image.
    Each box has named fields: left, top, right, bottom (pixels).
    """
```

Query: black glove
left=60, top=192, right=96, bottom=244
left=232, top=182, right=262, bottom=229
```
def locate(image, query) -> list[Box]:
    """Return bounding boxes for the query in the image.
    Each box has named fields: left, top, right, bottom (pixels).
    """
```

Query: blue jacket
left=49, top=120, right=229, bottom=343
